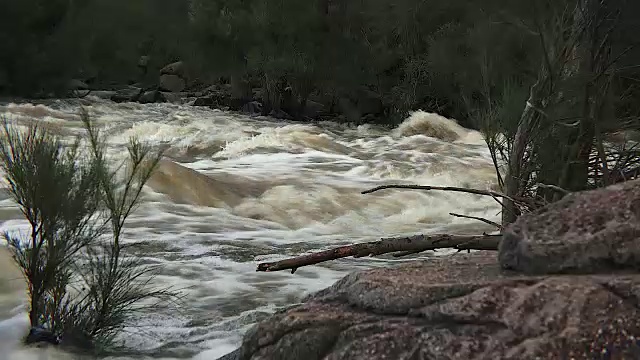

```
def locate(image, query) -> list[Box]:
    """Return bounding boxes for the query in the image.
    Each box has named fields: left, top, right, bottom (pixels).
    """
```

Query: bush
left=0, top=110, right=179, bottom=353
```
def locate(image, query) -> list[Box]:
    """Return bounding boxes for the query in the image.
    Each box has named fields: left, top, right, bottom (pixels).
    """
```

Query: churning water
left=0, top=98, right=499, bottom=359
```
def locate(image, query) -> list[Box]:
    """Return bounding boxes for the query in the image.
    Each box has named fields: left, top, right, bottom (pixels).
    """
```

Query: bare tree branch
left=361, top=184, right=535, bottom=208
left=256, top=233, right=501, bottom=273
left=449, top=212, right=502, bottom=230
left=535, top=183, right=570, bottom=195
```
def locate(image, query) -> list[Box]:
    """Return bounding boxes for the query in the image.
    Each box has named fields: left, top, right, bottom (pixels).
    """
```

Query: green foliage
left=0, top=112, right=179, bottom=352
left=0, top=118, right=103, bottom=332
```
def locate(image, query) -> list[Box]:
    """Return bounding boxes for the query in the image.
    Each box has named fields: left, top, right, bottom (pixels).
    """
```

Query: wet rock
left=159, top=91, right=186, bottom=104
left=139, top=89, right=164, bottom=104
left=231, top=252, right=640, bottom=360
left=110, top=86, right=142, bottom=103
left=217, top=349, right=240, bottom=360
left=67, top=79, right=89, bottom=91
left=191, top=95, right=215, bottom=107
left=302, top=100, right=326, bottom=119
left=25, top=326, right=60, bottom=346
left=160, top=61, right=185, bottom=77
left=499, top=178, right=640, bottom=275
left=91, top=90, right=116, bottom=100
left=241, top=101, right=262, bottom=115
left=159, top=74, right=186, bottom=93
left=268, top=109, right=292, bottom=120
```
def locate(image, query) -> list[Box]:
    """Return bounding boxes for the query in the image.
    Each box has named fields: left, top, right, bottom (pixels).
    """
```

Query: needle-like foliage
left=0, top=110, right=180, bottom=353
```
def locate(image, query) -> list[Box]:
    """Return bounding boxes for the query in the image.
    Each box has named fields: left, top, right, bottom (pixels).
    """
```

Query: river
left=0, top=98, right=499, bottom=359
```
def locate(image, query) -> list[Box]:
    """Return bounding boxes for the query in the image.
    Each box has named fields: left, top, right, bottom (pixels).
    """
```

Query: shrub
left=0, top=110, right=179, bottom=353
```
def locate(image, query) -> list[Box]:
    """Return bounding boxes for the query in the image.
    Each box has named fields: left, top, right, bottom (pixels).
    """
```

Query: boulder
left=499, top=179, right=640, bottom=275
left=90, top=90, right=116, bottom=100
left=110, top=87, right=142, bottom=103
left=190, top=86, right=233, bottom=108
left=67, top=79, right=89, bottom=91
left=25, top=326, right=60, bottom=346
left=302, top=100, right=326, bottom=119
left=228, top=252, right=640, bottom=360
left=159, top=61, right=185, bottom=77
left=241, top=101, right=262, bottom=115
left=160, top=91, right=186, bottom=104
left=138, top=90, right=164, bottom=104
left=268, top=109, right=292, bottom=120
left=191, top=95, right=215, bottom=107
left=159, top=74, right=186, bottom=93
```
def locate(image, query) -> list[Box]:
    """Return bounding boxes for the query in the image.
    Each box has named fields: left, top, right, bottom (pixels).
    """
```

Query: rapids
left=0, top=99, right=499, bottom=359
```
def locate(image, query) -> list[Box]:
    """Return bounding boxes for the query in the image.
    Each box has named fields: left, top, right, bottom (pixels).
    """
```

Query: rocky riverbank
left=219, top=179, right=640, bottom=360
left=64, top=60, right=388, bottom=125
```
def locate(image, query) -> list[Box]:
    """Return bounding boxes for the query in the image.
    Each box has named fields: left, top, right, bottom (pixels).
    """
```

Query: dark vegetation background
left=1, top=0, right=637, bottom=128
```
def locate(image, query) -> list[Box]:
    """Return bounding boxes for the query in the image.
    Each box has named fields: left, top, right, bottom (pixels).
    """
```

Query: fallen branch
left=256, top=233, right=501, bottom=273
left=361, top=184, right=535, bottom=208
left=535, top=183, right=570, bottom=195
left=449, top=212, right=502, bottom=230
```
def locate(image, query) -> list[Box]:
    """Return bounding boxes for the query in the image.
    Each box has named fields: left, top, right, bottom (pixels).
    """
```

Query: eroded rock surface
left=227, top=252, right=640, bottom=360
left=223, top=181, right=640, bottom=360
left=500, top=179, right=640, bottom=274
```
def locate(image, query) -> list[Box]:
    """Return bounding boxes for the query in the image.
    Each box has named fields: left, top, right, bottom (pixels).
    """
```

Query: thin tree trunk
left=502, top=83, right=540, bottom=227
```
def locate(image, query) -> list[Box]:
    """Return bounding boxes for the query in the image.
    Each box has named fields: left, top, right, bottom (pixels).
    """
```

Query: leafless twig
left=535, top=183, right=570, bottom=195
left=361, top=184, right=535, bottom=209
left=449, top=212, right=502, bottom=230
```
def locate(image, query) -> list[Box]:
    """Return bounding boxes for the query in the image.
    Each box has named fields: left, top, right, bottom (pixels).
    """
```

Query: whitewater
left=0, top=98, right=499, bottom=359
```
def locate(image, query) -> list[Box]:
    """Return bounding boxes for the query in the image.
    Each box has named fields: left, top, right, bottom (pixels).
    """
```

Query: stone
left=191, top=95, right=215, bottom=107
left=138, top=90, right=163, bottom=104
left=159, top=61, right=185, bottom=77
left=67, top=79, right=89, bottom=91
left=302, top=100, right=326, bottom=119
left=90, top=90, right=116, bottom=100
left=159, top=91, right=186, bottom=103
left=228, top=252, right=640, bottom=360
left=159, top=74, right=186, bottom=93
left=25, top=326, right=60, bottom=346
left=268, top=109, right=292, bottom=120
left=217, top=349, right=240, bottom=360
left=110, top=87, right=142, bottom=103
left=499, top=179, right=640, bottom=275
left=241, top=101, right=262, bottom=115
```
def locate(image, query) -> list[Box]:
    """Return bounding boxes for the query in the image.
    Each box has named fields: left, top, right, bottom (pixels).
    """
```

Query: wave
left=394, top=110, right=485, bottom=145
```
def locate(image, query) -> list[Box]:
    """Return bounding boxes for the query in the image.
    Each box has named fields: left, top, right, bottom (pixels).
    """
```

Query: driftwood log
left=256, top=233, right=500, bottom=273
left=257, top=184, right=510, bottom=273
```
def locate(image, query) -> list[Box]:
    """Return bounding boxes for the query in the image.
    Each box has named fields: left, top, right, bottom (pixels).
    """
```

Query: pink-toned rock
left=224, top=252, right=640, bottom=360
left=499, top=179, right=640, bottom=275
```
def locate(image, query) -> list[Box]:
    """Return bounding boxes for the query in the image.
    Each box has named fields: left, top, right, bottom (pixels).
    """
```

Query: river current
left=0, top=98, right=499, bottom=359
